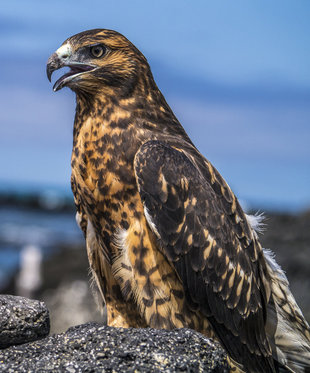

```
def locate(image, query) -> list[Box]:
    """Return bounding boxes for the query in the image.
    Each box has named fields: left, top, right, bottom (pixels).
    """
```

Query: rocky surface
left=0, top=321, right=229, bottom=372
left=0, top=295, right=50, bottom=349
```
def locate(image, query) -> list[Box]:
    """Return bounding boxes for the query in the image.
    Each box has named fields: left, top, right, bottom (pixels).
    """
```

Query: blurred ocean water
left=0, top=188, right=83, bottom=290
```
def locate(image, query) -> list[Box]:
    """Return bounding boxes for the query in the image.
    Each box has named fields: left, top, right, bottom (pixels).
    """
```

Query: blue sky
left=1, top=0, right=310, bottom=211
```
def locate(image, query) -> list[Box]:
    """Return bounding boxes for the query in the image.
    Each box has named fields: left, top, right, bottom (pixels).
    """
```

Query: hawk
left=47, top=29, right=310, bottom=373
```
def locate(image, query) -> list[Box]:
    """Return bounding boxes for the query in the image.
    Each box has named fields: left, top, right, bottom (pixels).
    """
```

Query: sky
left=0, top=0, right=310, bottom=211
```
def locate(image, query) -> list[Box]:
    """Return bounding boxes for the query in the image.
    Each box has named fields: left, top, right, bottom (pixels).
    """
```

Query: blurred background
left=0, top=0, right=309, bottom=333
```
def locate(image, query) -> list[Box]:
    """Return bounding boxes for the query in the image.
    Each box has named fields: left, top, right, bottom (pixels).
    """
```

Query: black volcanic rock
left=0, top=295, right=50, bottom=349
left=0, top=322, right=229, bottom=372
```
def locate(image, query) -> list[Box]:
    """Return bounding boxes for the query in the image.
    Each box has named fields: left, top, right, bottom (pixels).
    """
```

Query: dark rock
left=0, top=322, right=230, bottom=372
left=0, top=295, right=50, bottom=349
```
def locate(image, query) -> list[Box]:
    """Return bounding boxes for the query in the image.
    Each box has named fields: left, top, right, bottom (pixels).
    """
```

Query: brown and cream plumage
left=47, top=29, right=310, bottom=373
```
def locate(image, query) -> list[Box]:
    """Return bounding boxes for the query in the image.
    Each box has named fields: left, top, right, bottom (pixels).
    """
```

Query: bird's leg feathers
left=86, top=218, right=146, bottom=328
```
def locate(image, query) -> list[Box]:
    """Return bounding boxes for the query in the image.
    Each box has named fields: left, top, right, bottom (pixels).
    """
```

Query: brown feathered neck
left=73, top=63, right=193, bottom=147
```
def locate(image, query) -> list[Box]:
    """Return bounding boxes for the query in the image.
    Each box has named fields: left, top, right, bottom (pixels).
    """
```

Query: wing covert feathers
left=134, top=140, right=276, bottom=373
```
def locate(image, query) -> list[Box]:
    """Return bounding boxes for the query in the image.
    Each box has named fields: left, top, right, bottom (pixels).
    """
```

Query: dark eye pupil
left=91, top=45, right=104, bottom=57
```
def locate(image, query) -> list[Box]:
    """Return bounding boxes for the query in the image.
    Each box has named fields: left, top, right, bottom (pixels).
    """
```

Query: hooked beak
left=46, top=43, right=96, bottom=92
left=46, top=53, right=62, bottom=84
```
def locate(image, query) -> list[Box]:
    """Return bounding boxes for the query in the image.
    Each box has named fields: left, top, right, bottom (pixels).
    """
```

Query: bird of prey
left=47, top=29, right=310, bottom=373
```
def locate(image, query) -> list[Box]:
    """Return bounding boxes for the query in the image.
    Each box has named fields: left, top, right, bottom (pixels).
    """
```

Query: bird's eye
left=90, top=45, right=105, bottom=58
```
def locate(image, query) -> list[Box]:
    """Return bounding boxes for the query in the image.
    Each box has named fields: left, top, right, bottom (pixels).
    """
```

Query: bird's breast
left=70, top=115, right=145, bottom=254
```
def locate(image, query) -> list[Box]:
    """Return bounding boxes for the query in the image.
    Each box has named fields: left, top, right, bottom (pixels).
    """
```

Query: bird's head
left=47, top=29, right=149, bottom=96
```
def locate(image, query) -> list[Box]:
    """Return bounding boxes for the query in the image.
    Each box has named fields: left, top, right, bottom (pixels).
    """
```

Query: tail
left=263, top=248, right=310, bottom=373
